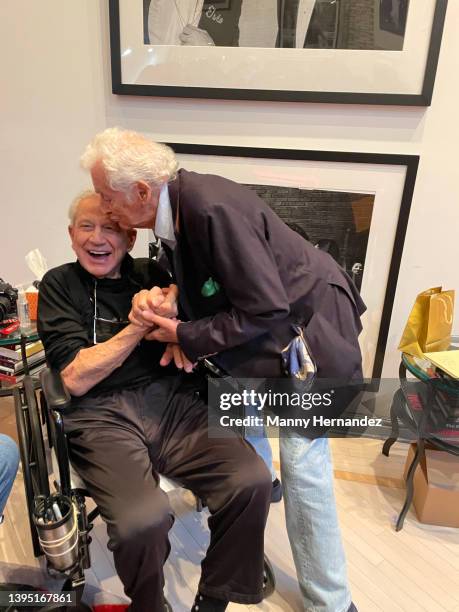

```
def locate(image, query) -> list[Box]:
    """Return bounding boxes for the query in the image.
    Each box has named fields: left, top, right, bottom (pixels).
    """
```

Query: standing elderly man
left=38, top=191, right=271, bottom=612
left=81, top=128, right=363, bottom=612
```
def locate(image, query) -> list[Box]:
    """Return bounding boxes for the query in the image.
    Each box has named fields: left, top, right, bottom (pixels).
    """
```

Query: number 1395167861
left=0, top=591, right=76, bottom=607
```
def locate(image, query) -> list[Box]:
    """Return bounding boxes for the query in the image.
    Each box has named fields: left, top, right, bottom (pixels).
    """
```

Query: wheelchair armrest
left=40, top=368, right=71, bottom=412
left=39, top=368, right=73, bottom=496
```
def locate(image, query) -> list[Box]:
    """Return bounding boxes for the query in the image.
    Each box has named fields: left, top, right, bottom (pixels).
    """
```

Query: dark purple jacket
left=167, top=170, right=366, bottom=379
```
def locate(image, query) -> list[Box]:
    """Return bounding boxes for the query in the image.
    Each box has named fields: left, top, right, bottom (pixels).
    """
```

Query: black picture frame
left=109, top=0, right=447, bottom=106
left=164, top=143, right=419, bottom=378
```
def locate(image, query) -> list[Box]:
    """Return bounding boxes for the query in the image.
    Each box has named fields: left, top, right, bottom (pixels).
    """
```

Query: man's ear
left=68, top=225, right=74, bottom=243
left=126, top=229, right=137, bottom=252
left=134, top=181, right=152, bottom=203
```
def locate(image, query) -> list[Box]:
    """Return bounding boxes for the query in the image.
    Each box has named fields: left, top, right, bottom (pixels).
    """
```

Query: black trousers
left=64, top=376, right=271, bottom=611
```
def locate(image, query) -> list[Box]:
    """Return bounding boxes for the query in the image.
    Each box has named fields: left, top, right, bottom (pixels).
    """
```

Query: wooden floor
left=1, top=393, right=459, bottom=611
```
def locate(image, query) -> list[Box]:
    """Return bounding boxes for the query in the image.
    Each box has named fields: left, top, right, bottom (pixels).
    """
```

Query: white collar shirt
left=154, top=184, right=176, bottom=250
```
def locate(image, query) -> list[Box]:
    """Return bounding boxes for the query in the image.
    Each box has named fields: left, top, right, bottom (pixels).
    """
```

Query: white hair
left=80, top=127, right=179, bottom=196
left=68, top=189, right=98, bottom=225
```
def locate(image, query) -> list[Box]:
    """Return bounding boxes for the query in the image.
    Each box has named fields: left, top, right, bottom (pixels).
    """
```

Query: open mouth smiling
left=87, top=250, right=112, bottom=260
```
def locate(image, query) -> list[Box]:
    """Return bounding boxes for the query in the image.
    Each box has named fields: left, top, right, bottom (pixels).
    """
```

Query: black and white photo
left=111, top=0, right=446, bottom=104
left=246, top=184, right=373, bottom=291
left=142, top=0, right=412, bottom=50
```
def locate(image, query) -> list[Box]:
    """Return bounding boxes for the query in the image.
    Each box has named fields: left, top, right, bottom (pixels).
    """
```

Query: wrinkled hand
left=160, top=343, right=195, bottom=373
left=179, top=24, right=215, bottom=46
left=129, top=284, right=178, bottom=326
left=143, top=314, right=180, bottom=344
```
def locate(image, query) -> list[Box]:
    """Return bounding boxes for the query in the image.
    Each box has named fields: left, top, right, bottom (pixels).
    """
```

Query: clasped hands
left=129, top=284, right=195, bottom=373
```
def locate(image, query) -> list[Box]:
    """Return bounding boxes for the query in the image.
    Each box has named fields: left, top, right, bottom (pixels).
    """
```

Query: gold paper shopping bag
left=398, top=287, right=455, bottom=358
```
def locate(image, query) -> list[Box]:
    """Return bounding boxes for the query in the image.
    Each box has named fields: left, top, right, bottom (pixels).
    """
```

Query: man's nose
left=89, top=226, right=105, bottom=243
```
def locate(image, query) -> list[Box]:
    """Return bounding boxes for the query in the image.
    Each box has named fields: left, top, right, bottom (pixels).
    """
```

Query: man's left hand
left=144, top=314, right=180, bottom=343
left=160, top=343, right=195, bottom=373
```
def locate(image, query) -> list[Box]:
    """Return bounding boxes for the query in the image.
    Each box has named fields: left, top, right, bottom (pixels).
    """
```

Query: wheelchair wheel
left=263, top=554, right=276, bottom=599
left=14, top=378, right=50, bottom=557
left=25, top=377, right=49, bottom=494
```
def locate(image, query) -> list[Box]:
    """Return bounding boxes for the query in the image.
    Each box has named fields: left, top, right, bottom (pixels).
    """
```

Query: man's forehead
left=91, top=161, right=110, bottom=187
left=74, top=195, right=110, bottom=222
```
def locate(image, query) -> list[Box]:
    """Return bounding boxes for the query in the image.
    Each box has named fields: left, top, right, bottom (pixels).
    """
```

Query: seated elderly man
left=37, top=191, right=271, bottom=612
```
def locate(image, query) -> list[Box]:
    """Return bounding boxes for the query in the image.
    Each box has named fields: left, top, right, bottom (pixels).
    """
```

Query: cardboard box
left=404, top=443, right=459, bottom=528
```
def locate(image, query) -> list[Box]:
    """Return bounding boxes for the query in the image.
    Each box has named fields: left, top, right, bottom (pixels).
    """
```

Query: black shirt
left=38, top=255, right=172, bottom=397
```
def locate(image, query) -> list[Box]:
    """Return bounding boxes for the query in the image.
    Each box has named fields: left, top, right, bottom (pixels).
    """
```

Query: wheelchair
left=14, top=369, right=276, bottom=610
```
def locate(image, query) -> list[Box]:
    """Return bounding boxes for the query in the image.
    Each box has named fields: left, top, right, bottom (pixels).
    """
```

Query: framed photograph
left=110, top=0, right=447, bottom=105
left=164, top=143, right=419, bottom=378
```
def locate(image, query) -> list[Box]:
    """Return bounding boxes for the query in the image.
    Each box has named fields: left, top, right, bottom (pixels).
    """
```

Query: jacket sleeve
left=37, top=270, right=90, bottom=372
left=177, top=202, right=290, bottom=362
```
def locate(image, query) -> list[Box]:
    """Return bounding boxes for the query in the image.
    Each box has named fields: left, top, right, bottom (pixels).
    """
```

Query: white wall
left=1, top=0, right=458, bottom=376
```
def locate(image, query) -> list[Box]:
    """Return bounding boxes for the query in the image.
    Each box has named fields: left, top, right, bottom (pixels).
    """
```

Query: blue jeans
left=244, top=403, right=277, bottom=480
left=0, top=434, right=19, bottom=517
left=280, top=435, right=351, bottom=612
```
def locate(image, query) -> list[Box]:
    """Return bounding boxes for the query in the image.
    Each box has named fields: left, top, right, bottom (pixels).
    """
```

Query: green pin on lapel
left=201, top=277, right=220, bottom=297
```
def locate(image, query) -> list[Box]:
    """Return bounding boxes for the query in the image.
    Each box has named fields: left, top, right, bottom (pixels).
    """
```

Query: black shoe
left=347, top=603, right=358, bottom=612
left=271, top=478, right=283, bottom=503
left=191, top=592, right=228, bottom=611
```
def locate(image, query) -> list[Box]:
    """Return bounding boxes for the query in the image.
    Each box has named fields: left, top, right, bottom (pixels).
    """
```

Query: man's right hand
left=129, top=284, right=178, bottom=326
